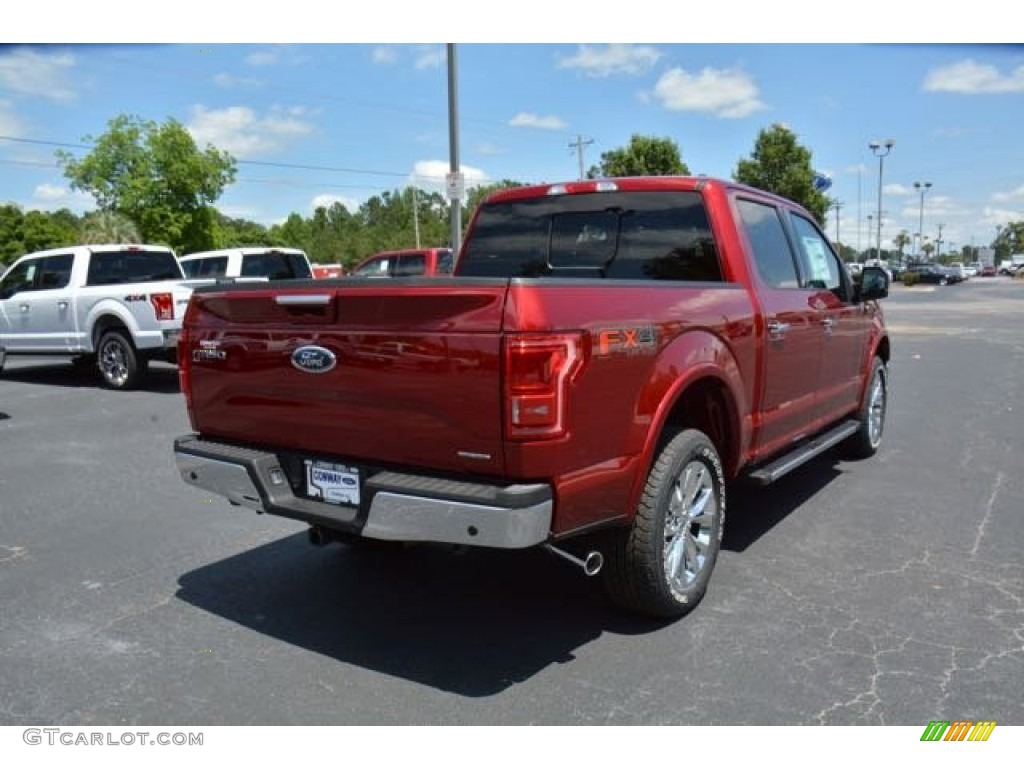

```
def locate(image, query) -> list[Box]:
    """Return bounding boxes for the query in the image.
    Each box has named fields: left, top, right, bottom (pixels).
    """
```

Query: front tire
left=603, top=429, right=726, bottom=619
left=97, top=330, right=147, bottom=390
left=841, top=356, right=887, bottom=459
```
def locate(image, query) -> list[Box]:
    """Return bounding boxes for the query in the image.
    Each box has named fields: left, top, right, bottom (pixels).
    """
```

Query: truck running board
left=746, top=419, right=860, bottom=486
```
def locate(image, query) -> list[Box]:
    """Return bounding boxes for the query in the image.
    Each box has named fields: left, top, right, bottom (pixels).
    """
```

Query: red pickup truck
left=173, top=177, right=890, bottom=618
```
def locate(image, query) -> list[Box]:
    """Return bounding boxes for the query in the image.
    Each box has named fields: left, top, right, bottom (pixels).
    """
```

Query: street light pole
left=869, top=140, right=895, bottom=262
left=913, top=181, right=931, bottom=260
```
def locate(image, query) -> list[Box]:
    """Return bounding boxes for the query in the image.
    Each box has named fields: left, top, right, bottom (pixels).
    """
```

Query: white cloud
left=884, top=183, right=914, bottom=196
left=992, top=185, right=1024, bottom=203
left=213, top=72, right=261, bottom=89
left=984, top=206, right=1024, bottom=227
left=414, top=46, right=443, bottom=70
left=924, top=59, right=1024, bottom=94
left=372, top=46, right=398, bottom=65
left=410, top=160, right=488, bottom=192
left=557, top=44, right=661, bottom=77
left=34, top=183, right=68, bottom=201
left=845, top=163, right=870, bottom=175
left=311, top=194, right=357, bottom=212
left=0, top=99, right=25, bottom=137
left=27, top=183, right=92, bottom=212
left=652, top=67, right=766, bottom=118
left=245, top=51, right=278, bottom=67
left=508, top=112, right=568, bottom=130
left=187, top=105, right=315, bottom=156
left=0, top=47, right=76, bottom=102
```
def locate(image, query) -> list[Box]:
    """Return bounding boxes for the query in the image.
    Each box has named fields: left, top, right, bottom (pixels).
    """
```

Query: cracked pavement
left=0, top=278, right=1021, bottom=725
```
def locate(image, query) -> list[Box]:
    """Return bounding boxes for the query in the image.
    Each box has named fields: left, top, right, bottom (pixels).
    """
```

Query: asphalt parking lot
left=1, top=278, right=1021, bottom=726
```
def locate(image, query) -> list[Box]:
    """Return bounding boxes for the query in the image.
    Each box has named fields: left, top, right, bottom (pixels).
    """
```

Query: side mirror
left=859, top=266, right=889, bottom=301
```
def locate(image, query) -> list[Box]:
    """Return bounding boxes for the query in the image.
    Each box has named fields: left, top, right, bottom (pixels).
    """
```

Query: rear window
left=459, top=191, right=722, bottom=281
left=241, top=251, right=312, bottom=280
left=86, top=250, right=183, bottom=286
left=181, top=256, right=228, bottom=278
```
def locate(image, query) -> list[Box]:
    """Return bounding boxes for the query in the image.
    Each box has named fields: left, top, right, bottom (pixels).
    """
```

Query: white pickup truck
left=0, top=244, right=193, bottom=390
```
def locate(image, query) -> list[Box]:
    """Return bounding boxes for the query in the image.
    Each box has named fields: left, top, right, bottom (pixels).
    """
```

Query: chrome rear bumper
left=173, top=435, right=553, bottom=549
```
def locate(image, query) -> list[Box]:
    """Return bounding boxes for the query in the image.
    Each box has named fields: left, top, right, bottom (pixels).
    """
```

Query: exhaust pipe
left=543, top=543, right=603, bottom=576
left=308, top=526, right=331, bottom=547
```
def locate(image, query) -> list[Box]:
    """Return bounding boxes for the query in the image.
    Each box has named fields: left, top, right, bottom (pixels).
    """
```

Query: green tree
left=733, top=123, right=829, bottom=224
left=56, top=115, right=236, bottom=253
left=587, top=134, right=689, bottom=178
left=893, top=230, right=911, bottom=266
left=993, top=222, right=1024, bottom=258
left=80, top=210, right=141, bottom=244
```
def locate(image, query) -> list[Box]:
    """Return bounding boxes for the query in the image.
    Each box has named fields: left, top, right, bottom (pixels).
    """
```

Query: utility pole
left=412, top=184, right=421, bottom=248
left=568, top=135, right=594, bottom=180
left=936, top=223, right=945, bottom=261
left=831, top=199, right=843, bottom=246
left=446, top=44, right=462, bottom=257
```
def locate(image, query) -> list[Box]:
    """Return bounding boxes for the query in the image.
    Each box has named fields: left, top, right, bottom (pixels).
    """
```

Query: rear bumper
left=173, top=435, right=553, bottom=549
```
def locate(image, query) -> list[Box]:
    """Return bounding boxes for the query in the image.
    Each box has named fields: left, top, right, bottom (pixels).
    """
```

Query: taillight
left=178, top=307, right=195, bottom=429
left=504, top=333, right=583, bottom=440
left=150, top=292, right=174, bottom=321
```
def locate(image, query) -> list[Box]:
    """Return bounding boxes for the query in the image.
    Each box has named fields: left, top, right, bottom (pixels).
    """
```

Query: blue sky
left=2, top=9, right=1022, bottom=257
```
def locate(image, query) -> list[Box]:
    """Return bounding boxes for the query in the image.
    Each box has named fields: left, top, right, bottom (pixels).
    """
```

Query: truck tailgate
left=183, top=280, right=509, bottom=476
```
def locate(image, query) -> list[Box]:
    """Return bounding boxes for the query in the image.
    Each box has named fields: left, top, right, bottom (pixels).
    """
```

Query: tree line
left=2, top=114, right=1018, bottom=269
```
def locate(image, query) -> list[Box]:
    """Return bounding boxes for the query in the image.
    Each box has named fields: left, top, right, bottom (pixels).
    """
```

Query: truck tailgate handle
left=274, top=294, right=332, bottom=306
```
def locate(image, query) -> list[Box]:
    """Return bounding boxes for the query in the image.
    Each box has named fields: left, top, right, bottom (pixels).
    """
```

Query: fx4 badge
left=594, top=325, right=657, bottom=356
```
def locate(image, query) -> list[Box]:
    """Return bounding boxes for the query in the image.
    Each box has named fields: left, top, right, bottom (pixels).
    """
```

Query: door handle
left=821, top=317, right=836, bottom=334
left=58, top=300, right=69, bottom=311
left=767, top=320, right=790, bottom=339
left=19, top=304, right=29, bottom=313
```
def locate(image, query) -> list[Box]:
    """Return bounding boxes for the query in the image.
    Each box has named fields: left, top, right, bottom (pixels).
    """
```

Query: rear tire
left=97, top=330, right=147, bottom=390
left=602, top=429, right=725, bottom=619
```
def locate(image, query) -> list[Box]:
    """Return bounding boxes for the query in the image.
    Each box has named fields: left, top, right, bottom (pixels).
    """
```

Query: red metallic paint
left=182, top=176, right=889, bottom=541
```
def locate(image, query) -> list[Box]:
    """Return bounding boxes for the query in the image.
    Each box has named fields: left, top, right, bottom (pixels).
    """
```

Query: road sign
left=813, top=172, right=832, bottom=192
left=445, top=172, right=465, bottom=201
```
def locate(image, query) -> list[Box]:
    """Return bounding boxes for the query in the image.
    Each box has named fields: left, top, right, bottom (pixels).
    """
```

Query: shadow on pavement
left=723, top=451, right=845, bottom=553
left=0, top=360, right=180, bottom=394
left=177, top=533, right=666, bottom=697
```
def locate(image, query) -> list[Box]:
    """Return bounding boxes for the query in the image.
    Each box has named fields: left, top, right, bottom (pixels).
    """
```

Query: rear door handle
left=19, top=304, right=29, bottom=313
left=58, top=300, right=69, bottom=311
left=821, top=317, right=836, bottom=334
left=767, top=320, right=790, bottom=339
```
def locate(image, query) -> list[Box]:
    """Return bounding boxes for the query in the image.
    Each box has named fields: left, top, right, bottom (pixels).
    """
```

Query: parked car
left=966, top=262, right=982, bottom=277
left=0, top=244, right=192, bottom=389
left=980, top=265, right=997, bottom=277
left=350, top=247, right=454, bottom=278
left=908, top=264, right=961, bottom=285
left=179, top=247, right=313, bottom=281
left=173, top=176, right=891, bottom=620
left=947, top=262, right=967, bottom=280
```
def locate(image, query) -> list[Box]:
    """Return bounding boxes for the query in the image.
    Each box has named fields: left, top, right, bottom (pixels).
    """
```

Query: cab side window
left=736, top=199, right=800, bottom=289
left=37, top=254, right=74, bottom=289
left=788, top=213, right=849, bottom=300
left=0, top=258, right=41, bottom=298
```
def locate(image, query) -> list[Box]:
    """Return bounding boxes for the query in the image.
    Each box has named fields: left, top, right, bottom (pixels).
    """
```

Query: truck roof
left=482, top=176, right=803, bottom=210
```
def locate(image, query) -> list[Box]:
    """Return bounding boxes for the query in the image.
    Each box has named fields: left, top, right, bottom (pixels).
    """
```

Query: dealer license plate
left=304, top=460, right=360, bottom=506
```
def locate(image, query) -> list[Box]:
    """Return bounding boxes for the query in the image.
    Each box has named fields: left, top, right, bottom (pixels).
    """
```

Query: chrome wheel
left=100, top=337, right=129, bottom=388
left=663, top=460, right=718, bottom=593
left=867, top=367, right=886, bottom=448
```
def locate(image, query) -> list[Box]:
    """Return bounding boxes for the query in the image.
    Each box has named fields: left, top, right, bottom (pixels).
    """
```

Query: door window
left=736, top=199, right=799, bottom=289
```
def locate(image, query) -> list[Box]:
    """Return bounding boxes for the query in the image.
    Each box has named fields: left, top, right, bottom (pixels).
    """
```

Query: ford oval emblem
left=291, top=345, right=337, bottom=374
